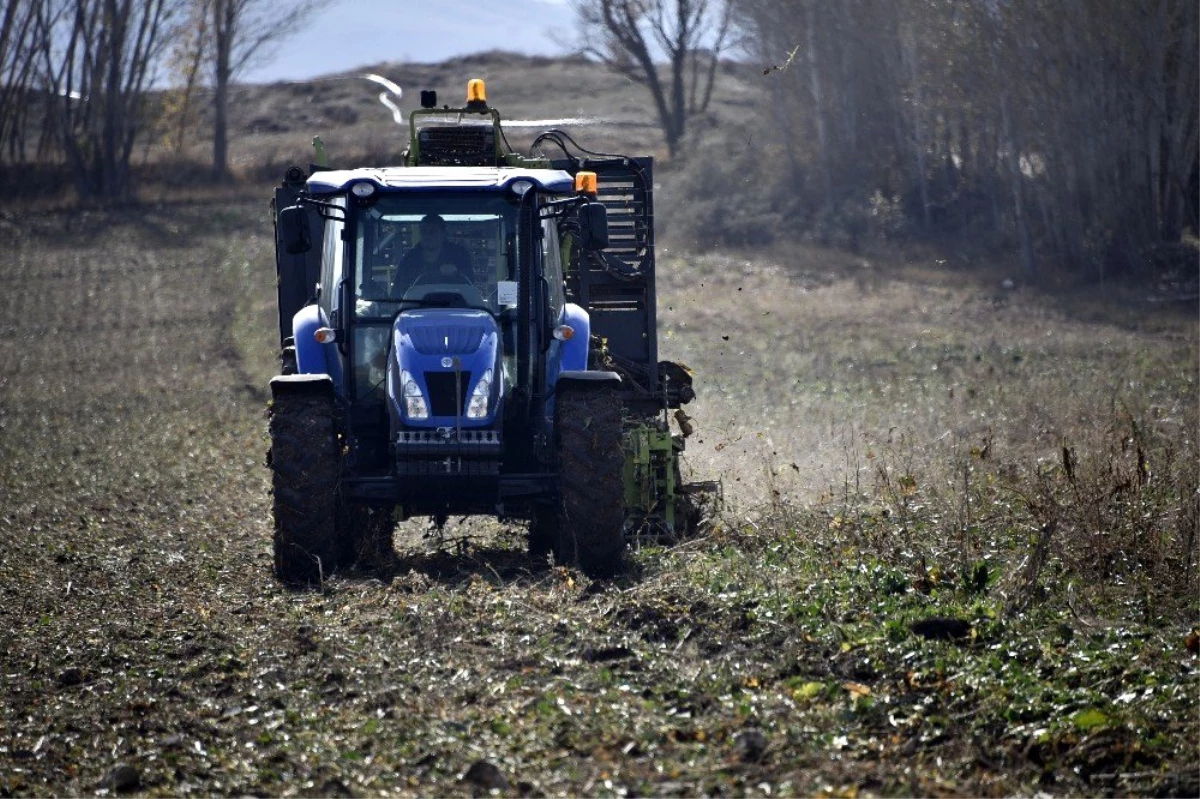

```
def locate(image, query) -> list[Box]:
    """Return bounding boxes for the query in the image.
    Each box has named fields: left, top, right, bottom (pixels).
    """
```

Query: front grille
left=393, top=430, right=502, bottom=476
left=424, top=371, right=471, bottom=416
left=396, top=429, right=500, bottom=445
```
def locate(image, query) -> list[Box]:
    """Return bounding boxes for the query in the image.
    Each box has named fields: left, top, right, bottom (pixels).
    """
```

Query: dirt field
left=1, top=194, right=1195, bottom=797
left=1, top=53, right=1197, bottom=799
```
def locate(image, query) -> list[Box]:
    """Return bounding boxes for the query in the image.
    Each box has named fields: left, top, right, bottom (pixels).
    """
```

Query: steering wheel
left=401, top=282, right=487, bottom=308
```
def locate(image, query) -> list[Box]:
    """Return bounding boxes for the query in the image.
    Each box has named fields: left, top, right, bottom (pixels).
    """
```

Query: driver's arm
left=390, top=250, right=421, bottom=297
left=449, top=242, right=474, bottom=276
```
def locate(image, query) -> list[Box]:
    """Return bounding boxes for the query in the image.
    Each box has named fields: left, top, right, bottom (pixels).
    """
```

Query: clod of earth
left=102, top=764, right=140, bottom=793
left=732, top=728, right=769, bottom=763
left=462, top=759, right=508, bottom=791
left=910, top=616, right=973, bottom=641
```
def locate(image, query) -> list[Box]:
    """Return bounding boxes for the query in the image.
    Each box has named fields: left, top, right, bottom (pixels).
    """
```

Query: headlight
left=401, top=370, right=428, bottom=419
left=466, top=368, right=492, bottom=419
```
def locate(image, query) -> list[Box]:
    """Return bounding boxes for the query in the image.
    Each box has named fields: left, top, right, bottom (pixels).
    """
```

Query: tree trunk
left=802, top=4, right=830, bottom=207
left=1162, top=0, right=1199, bottom=241
left=212, top=0, right=233, bottom=181
left=899, top=22, right=929, bottom=229
left=213, top=76, right=228, bottom=180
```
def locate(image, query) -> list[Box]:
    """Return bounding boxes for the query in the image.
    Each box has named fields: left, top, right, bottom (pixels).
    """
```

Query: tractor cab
left=278, top=164, right=603, bottom=487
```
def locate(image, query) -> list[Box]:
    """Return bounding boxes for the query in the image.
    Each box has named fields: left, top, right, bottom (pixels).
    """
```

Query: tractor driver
left=390, top=213, right=474, bottom=295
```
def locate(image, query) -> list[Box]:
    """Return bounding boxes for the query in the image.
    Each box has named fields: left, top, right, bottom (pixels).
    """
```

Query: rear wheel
left=553, top=384, right=627, bottom=577
left=269, top=390, right=339, bottom=585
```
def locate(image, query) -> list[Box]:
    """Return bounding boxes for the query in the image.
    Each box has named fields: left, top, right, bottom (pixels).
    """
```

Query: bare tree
left=206, top=0, right=316, bottom=180
left=725, top=0, right=1197, bottom=278
left=0, top=0, right=43, bottom=163
left=574, top=0, right=732, bottom=158
left=1165, top=21, right=1199, bottom=240
left=33, top=0, right=175, bottom=199
left=161, top=0, right=210, bottom=155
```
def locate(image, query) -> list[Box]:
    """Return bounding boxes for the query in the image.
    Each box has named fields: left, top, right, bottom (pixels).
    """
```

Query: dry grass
left=660, top=243, right=1197, bottom=613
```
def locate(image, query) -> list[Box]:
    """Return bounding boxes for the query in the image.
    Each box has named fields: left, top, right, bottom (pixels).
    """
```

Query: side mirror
left=279, top=205, right=311, bottom=255
left=578, top=202, right=609, bottom=251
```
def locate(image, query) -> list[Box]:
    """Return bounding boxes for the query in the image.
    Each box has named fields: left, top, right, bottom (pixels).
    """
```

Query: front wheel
left=552, top=384, right=627, bottom=577
left=269, top=390, right=339, bottom=585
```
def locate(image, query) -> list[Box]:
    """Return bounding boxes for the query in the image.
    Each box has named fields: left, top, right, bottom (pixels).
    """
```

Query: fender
left=545, top=302, right=591, bottom=391
left=559, top=302, right=590, bottom=372
left=556, top=370, right=621, bottom=386
left=269, top=373, right=334, bottom=399
left=292, top=304, right=344, bottom=391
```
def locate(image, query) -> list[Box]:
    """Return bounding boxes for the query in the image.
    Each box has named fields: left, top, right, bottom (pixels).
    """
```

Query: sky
left=243, top=0, right=579, bottom=84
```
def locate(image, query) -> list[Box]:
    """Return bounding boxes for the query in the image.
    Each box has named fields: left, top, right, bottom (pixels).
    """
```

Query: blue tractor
left=268, top=80, right=705, bottom=583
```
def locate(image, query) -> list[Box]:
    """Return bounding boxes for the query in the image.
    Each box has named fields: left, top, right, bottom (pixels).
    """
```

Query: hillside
left=178, top=51, right=758, bottom=183
left=0, top=52, right=1197, bottom=797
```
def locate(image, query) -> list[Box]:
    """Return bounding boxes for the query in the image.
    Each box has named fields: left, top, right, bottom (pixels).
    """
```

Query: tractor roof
left=306, top=166, right=575, bottom=195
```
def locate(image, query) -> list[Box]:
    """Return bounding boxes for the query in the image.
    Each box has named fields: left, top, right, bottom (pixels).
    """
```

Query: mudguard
left=559, top=302, right=590, bottom=372
left=545, top=302, right=590, bottom=391
left=556, top=370, right=621, bottom=385
left=292, top=304, right=344, bottom=391
left=269, top=373, right=334, bottom=398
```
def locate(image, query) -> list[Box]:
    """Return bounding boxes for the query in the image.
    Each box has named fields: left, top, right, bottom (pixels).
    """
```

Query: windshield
left=354, top=192, right=520, bottom=317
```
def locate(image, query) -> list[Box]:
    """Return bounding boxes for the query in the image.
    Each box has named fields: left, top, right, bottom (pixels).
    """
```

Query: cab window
left=353, top=193, right=519, bottom=316
left=541, top=216, right=565, bottom=320
left=319, top=197, right=346, bottom=318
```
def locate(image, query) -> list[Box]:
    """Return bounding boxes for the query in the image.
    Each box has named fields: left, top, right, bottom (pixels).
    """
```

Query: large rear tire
left=269, top=390, right=340, bottom=585
left=553, top=384, right=627, bottom=577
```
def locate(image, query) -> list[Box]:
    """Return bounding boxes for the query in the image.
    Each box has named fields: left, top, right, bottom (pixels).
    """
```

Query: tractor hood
left=387, top=309, right=501, bottom=429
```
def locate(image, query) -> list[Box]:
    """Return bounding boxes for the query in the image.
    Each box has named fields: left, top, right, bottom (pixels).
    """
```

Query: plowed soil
left=1, top=196, right=1196, bottom=798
